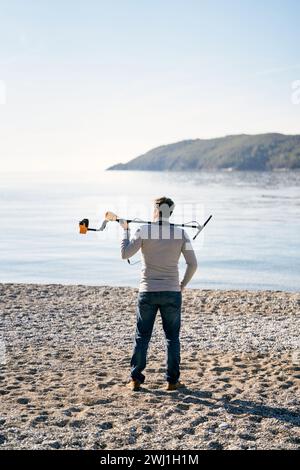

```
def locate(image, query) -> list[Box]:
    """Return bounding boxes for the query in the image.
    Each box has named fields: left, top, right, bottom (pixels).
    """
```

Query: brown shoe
left=127, top=379, right=142, bottom=391
left=166, top=381, right=185, bottom=391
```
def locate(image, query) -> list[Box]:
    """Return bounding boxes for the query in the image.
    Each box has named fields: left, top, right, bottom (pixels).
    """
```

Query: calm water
left=0, top=170, right=299, bottom=291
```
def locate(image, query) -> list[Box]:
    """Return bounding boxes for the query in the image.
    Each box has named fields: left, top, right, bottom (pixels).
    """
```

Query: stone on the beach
left=16, top=397, right=30, bottom=405
left=48, top=441, right=61, bottom=449
left=218, top=422, right=230, bottom=430
left=98, top=422, right=113, bottom=430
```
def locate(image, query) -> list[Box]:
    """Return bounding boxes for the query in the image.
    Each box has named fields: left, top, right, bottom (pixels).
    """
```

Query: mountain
left=107, top=133, right=300, bottom=171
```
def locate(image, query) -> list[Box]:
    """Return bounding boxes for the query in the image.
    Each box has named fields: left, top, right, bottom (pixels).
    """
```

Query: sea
left=0, top=169, right=299, bottom=291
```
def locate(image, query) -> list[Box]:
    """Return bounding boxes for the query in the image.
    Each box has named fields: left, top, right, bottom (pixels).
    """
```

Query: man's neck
left=154, top=218, right=170, bottom=224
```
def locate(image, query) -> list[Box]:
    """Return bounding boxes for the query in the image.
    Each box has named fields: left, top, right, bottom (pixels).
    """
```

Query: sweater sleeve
left=180, top=231, right=198, bottom=288
left=121, top=228, right=142, bottom=260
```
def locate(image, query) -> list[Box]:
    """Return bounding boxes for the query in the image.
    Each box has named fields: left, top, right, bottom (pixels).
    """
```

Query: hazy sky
left=0, top=0, right=300, bottom=172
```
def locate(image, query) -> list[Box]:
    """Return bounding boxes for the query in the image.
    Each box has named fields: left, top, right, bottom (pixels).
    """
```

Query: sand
left=0, top=283, right=299, bottom=450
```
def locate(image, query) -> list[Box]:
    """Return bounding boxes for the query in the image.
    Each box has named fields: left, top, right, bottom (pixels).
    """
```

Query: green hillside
left=107, top=133, right=300, bottom=171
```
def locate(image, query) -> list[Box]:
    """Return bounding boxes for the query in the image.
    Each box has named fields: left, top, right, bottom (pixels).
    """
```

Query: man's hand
left=119, top=219, right=129, bottom=230
left=180, top=283, right=185, bottom=293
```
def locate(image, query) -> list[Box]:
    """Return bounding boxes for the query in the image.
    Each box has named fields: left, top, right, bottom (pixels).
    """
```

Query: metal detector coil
left=79, top=218, right=89, bottom=234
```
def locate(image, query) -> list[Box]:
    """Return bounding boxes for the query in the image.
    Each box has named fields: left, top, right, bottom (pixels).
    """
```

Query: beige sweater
left=121, top=222, right=198, bottom=292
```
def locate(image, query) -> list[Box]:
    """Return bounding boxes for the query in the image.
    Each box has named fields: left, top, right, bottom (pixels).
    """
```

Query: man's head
left=153, top=196, right=175, bottom=221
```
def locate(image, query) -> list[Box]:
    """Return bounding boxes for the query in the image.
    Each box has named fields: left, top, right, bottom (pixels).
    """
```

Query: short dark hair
left=154, top=196, right=175, bottom=218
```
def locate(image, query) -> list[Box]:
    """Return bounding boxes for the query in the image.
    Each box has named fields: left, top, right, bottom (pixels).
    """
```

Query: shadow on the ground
left=141, top=386, right=300, bottom=427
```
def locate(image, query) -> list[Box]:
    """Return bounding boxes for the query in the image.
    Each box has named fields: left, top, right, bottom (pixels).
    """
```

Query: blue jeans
left=130, top=291, right=182, bottom=384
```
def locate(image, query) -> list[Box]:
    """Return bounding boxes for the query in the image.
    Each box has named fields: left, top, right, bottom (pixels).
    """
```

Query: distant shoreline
left=107, top=133, right=300, bottom=172
left=107, top=167, right=300, bottom=172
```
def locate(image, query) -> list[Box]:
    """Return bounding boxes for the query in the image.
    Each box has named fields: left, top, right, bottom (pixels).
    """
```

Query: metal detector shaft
left=80, top=214, right=212, bottom=240
left=116, top=219, right=199, bottom=228
left=112, top=215, right=212, bottom=240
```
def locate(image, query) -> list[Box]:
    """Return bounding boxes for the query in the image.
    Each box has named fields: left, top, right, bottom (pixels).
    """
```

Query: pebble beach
left=0, top=283, right=299, bottom=450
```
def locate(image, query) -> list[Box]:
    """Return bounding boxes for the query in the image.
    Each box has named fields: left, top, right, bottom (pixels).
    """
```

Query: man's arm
left=180, top=231, right=198, bottom=289
left=121, top=228, right=142, bottom=259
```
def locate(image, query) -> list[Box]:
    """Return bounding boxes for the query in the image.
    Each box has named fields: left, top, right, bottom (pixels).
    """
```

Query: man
left=120, top=197, right=198, bottom=391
